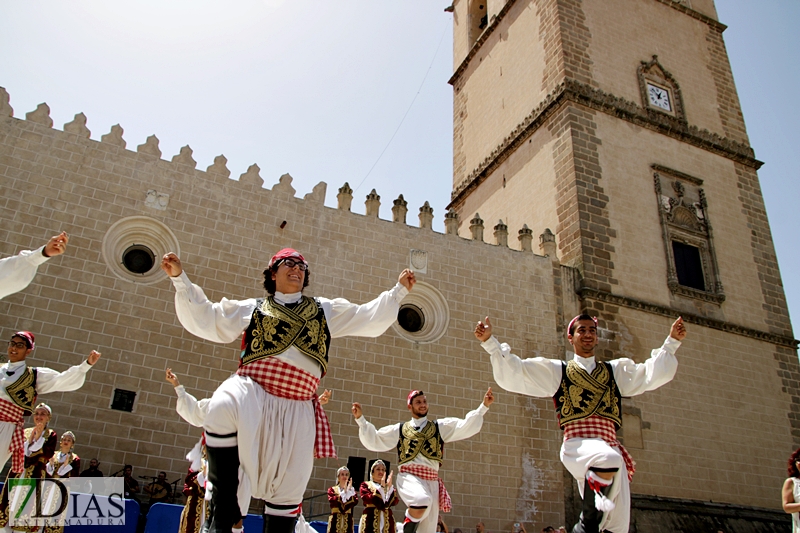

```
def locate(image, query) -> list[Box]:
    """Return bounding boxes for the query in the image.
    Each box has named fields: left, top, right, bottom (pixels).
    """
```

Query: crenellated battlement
left=0, top=86, right=559, bottom=260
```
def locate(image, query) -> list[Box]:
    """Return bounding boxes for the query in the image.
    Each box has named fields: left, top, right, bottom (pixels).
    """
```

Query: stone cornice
left=448, top=79, right=762, bottom=210
left=579, top=287, right=798, bottom=349
left=651, top=164, right=703, bottom=186
left=448, top=0, right=520, bottom=87
left=449, top=0, right=725, bottom=88
left=653, top=0, right=727, bottom=33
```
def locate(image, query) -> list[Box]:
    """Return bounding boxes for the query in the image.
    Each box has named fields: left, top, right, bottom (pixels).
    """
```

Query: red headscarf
left=268, top=248, right=307, bottom=269
left=407, top=390, right=424, bottom=406
left=12, top=331, right=34, bottom=351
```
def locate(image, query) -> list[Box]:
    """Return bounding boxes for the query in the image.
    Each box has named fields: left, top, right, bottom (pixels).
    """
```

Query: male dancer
left=0, top=331, right=101, bottom=474
left=162, top=248, right=415, bottom=533
left=474, top=315, right=685, bottom=533
left=352, top=388, right=494, bottom=533
left=0, top=232, right=68, bottom=300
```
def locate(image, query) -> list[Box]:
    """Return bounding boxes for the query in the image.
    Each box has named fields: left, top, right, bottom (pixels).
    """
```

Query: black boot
left=403, top=518, right=421, bottom=533
left=206, top=445, right=242, bottom=533
left=263, top=514, right=298, bottom=533
left=571, top=476, right=612, bottom=533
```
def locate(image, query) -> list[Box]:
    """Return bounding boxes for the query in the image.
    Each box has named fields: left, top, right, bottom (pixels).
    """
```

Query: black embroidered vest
left=396, top=421, right=444, bottom=466
left=241, top=296, right=330, bottom=374
left=553, top=360, right=622, bottom=429
left=5, top=367, right=38, bottom=416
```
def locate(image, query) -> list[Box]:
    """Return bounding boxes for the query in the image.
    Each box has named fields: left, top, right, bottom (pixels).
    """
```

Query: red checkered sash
left=563, top=416, right=635, bottom=481
left=0, top=398, right=25, bottom=473
left=236, top=357, right=336, bottom=458
left=399, top=463, right=452, bottom=513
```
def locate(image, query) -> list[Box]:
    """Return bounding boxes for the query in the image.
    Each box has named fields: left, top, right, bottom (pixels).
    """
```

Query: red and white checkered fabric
left=563, top=416, right=635, bottom=481
left=0, top=398, right=25, bottom=473
left=236, top=357, right=336, bottom=459
left=399, top=463, right=452, bottom=513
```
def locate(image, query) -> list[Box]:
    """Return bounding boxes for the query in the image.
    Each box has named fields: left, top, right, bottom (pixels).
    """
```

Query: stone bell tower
left=447, top=0, right=800, bottom=530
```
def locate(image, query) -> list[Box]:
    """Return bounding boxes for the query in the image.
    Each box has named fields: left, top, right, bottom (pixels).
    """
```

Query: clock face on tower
left=647, top=83, right=672, bottom=112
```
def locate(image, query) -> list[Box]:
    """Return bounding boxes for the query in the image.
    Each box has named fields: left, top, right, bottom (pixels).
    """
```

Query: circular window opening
left=398, top=304, right=425, bottom=333
left=122, top=245, right=155, bottom=274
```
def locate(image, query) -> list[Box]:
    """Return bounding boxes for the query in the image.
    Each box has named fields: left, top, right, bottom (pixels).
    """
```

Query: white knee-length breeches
left=203, top=374, right=315, bottom=516
left=396, top=472, right=439, bottom=533
left=560, top=437, right=630, bottom=533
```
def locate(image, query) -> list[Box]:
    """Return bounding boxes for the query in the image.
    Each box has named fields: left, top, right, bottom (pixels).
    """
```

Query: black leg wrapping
left=206, top=445, right=243, bottom=533
left=263, top=514, right=298, bottom=533
left=571, top=477, right=610, bottom=533
left=403, top=519, right=421, bottom=533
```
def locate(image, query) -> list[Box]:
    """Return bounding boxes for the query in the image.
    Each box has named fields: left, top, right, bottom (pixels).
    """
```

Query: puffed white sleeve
left=612, top=336, right=680, bottom=397
left=481, top=336, right=561, bottom=397
left=170, top=271, right=256, bottom=344
left=0, top=247, right=49, bottom=300
left=322, top=284, right=408, bottom=339
left=175, top=385, right=210, bottom=427
left=355, top=417, right=401, bottom=452
left=437, top=402, right=489, bottom=443
left=35, top=362, right=93, bottom=395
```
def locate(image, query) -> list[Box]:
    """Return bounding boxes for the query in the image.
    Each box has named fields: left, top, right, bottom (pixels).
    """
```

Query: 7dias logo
left=7, top=478, right=125, bottom=527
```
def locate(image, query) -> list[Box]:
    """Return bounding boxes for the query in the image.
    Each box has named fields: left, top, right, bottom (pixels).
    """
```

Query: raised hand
left=161, top=253, right=183, bottom=277
left=165, top=368, right=180, bottom=387
left=483, top=387, right=494, bottom=407
left=398, top=269, right=416, bottom=291
left=43, top=232, right=68, bottom=257
left=474, top=316, right=493, bottom=342
left=351, top=402, right=363, bottom=420
left=87, top=350, right=101, bottom=365
left=670, top=317, right=687, bottom=341
left=319, top=389, right=332, bottom=406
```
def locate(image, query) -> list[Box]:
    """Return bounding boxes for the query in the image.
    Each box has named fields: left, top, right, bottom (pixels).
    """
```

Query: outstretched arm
left=477, top=317, right=561, bottom=397
left=352, top=402, right=398, bottom=452
left=437, top=387, right=493, bottom=443
left=612, top=317, right=684, bottom=396
left=162, top=253, right=255, bottom=343
left=323, top=270, right=414, bottom=338
left=36, top=350, right=101, bottom=395
left=0, top=232, right=68, bottom=300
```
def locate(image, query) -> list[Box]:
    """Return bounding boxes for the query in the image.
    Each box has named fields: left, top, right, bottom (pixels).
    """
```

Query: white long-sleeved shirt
left=0, top=246, right=49, bottom=300
left=481, top=336, right=680, bottom=398
left=169, top=271, right=408, bottom=377
left=0, top=360, right=94, bottom=406
left=174, top=385, right=210, bottom=427
left=355, top=403, right=489, bottom=472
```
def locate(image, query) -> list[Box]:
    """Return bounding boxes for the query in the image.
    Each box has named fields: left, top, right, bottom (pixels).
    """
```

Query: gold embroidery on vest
left=558, top=361, right=621, bottom=427
left=243, top=296, right=329, bottom=371
left=397, top=421, right=443, bottom=465
left=5, top=368, right=36, bottom=415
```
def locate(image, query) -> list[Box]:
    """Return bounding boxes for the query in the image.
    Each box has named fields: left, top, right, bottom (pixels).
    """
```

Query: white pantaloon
left=0, top=422, right=14, bottom=470
left=396, top=473, right=439, bottom=533
left=203, top=374, right=315, bottom=516
left=560, top=437, right=630, bottom=533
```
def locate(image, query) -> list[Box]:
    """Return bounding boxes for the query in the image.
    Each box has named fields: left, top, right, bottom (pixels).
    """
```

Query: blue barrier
left=309, top=520, right=328, bottom=533
left=143, top=501, right=263, bottom=533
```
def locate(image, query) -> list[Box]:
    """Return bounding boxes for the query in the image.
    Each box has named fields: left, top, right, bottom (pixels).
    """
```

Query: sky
left=1, top=0, right=799, bottom=340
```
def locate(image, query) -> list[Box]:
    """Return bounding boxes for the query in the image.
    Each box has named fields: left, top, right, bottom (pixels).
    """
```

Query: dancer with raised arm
left=352, top=388, right=493, bottom=533
left=474, top=314, right=685, bottom=533
left=162, top=249, right=414, bottom=533
left=0, top=232, right=68, bottom=300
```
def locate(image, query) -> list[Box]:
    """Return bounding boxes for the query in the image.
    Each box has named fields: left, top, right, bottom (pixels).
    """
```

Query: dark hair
left=262, top=261, right=311, bottom=295
left=159, top=471, right=166, bottom=476
left=788, top=448, right=800, bottom=477
left=124, top=464, right=132, bottom=470
left=568, top=314, right=597, bottom=335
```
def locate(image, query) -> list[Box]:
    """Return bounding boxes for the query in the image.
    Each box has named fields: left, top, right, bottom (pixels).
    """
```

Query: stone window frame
left=468, top=0, right=488, bottom=44
left=653, top=165, right=725, bottom=304
left=638, top=55, right=686, bottom=122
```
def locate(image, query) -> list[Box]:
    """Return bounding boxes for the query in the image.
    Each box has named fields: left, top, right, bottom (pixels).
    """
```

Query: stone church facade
left=0, top=0, right=797, bottom=532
